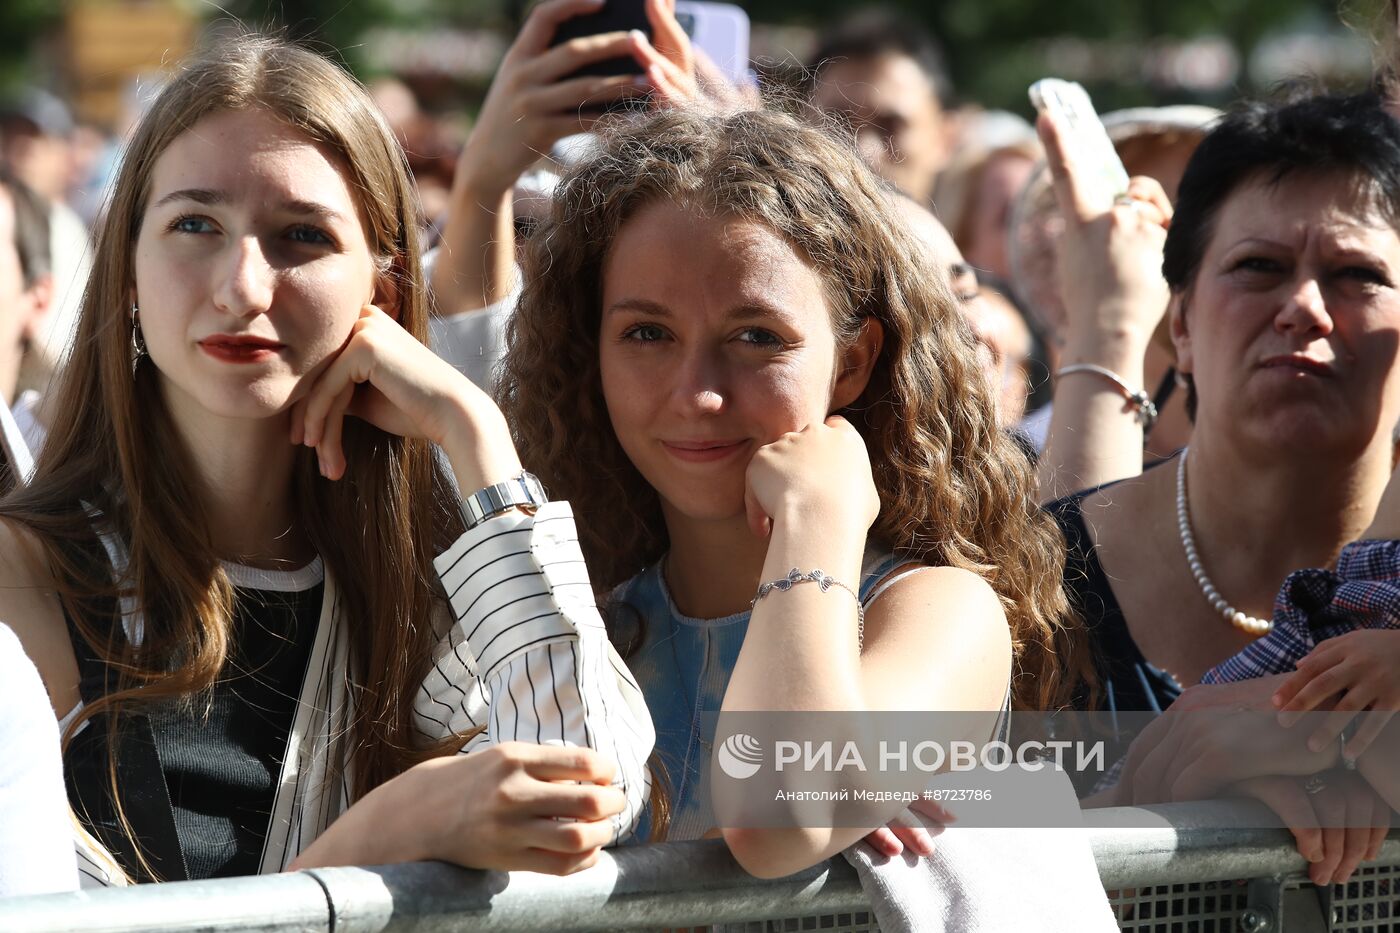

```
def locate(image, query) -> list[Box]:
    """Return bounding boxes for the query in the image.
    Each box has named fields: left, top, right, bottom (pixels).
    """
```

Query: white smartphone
left=674, top=1, right=751, bottom=88
left=1028, top=78, right=1130, bottom=214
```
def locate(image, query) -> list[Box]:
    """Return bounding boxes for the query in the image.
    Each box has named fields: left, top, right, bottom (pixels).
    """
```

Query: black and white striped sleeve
left=417, top=501, right=654, bottom=844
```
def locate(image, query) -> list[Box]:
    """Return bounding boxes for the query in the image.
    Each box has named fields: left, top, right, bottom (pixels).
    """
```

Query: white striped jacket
left=74, top=501, right=654, bottom=886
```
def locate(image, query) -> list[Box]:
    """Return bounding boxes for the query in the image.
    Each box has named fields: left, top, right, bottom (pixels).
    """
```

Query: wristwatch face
left=519, top=471, right=547, bottom=505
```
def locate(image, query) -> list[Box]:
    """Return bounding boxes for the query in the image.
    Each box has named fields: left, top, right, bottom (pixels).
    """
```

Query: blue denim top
left=614, top=549, right=903, bottom=842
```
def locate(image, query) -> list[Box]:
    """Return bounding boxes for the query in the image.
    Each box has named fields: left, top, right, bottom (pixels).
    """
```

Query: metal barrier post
left=1272, top=880, right=1329, bottom=933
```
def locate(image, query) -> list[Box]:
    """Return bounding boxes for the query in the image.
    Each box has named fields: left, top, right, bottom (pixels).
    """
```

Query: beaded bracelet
left=752, top=568, right=865, bottom=650
left=1055, top=363, right=1159, bottom=430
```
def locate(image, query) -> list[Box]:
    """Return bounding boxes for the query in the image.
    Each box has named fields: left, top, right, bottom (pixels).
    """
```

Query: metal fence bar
left=2, top=803, right=1397, bottom=933
left=0, top=871, right=331, bottom=933
left=311, top=843, right=865, bottom=932
left=1083, top=800, right=1400, bottom=889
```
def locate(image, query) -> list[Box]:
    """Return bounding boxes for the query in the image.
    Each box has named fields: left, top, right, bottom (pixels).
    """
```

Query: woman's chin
left=208, top=386, right=298, bottom=420
left=1239, top=410, right=1379, bottom=461
left=159, top=376, right=299, bottom=425
left=658, top=493, right=749, bottom=528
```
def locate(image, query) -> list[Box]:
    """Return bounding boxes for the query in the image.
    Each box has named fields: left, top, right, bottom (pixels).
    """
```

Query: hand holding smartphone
left=1029, top=79, right=1130, bottom=216
left=548, top=0, right=651, bottom=78
left=1030, top=77, right=1175, bottom=370
left=674, top=1, right=750, bottom=88
left=546, top=0, right=700, bottom=110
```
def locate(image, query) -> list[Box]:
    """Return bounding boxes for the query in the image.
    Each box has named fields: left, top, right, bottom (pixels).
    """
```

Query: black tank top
left=1045, top=486, right=1183, bottom=714
left=64, top=552, right=322, bottom=881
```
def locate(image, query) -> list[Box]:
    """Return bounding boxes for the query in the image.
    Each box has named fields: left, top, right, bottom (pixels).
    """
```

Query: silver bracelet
left=752, top=568, right=865, bottom=650
left=1055, top=363, right=1159, bottom=430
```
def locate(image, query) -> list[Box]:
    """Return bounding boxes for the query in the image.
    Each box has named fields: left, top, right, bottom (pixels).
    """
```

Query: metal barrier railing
left=2, top=801, right=1397, bottom=932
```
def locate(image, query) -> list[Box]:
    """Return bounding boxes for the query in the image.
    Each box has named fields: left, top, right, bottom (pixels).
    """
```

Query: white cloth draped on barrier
left=843, top=769, right=1117, bottom=932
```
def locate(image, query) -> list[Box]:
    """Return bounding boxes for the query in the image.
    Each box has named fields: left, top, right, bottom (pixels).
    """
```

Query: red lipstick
left=199, top=334, right=283, bottom=363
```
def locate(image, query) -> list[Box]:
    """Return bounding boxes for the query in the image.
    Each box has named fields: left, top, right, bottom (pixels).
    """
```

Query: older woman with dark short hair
left=1049, top=90, right=1400, bottom=886
left=1053, top=90, right=1400, bottom=714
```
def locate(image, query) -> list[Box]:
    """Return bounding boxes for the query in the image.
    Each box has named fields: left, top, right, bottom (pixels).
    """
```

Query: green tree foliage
left=1, top=0, right=1391, bottom=107
left=0, top=0, right=62, bottom=91
left=220, top=0, right=511, bottom=72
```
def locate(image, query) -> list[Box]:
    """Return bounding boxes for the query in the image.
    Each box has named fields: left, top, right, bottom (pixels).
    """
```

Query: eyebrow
left=1225, top=237, right=1290, bottom=251
left=604, top=297, right=793, bottom=322
left=152, top=188, right=347, bottom=222
left=1225, top=236, right=1390, bottom=262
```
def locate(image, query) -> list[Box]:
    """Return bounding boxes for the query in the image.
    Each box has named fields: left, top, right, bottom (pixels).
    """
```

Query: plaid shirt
left=1202, top=539, right=1400, bottom=684
left=1093, top=539, right=1400, bottom=794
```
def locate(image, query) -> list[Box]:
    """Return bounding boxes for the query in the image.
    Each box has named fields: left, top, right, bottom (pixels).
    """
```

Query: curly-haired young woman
left=499, top=107, right=1095, bottom=878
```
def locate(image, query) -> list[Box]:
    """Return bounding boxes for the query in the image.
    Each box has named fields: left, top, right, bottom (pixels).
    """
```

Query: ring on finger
left=1113, top=193, right=1146, bottom=216
left=1303, top=775, right=1327, bottom=796
left=1340, top=721, right=1360, bottom=770
left=1339, top=733, right=1358, bottom=771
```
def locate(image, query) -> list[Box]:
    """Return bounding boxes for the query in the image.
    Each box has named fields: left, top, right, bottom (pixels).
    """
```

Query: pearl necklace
left=1176, top=450, right=1273, bottom=636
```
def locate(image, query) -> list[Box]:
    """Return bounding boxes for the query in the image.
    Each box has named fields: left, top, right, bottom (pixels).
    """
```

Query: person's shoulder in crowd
left=0, top=620, right=79, bottom=896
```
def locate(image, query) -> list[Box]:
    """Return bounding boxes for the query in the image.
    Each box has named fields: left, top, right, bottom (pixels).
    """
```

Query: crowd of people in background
left=1, top=0, right=1399, bottom=927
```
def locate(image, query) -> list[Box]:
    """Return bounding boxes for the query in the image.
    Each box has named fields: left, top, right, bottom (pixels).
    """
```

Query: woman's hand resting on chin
left=290, top=304, right=523, bottom=492
left=743, top=415, right=879, bottom=540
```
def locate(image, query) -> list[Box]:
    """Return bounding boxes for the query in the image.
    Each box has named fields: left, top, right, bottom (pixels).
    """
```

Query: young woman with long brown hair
left=498, top=107, right=1094, bottom=877
left=0, top=35, right=652, bottom=885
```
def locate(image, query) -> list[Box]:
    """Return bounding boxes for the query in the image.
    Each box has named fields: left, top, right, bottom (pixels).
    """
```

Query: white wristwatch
left=460, top=471, right=549, bottom=530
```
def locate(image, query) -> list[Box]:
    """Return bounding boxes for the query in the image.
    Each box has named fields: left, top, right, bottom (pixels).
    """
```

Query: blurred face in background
left=891, top=193, right=1033, bottom=422
left=1374, top=0, right=1400, bottom=118
left=961, top=149, right=1036, bottom=282
left=0, top=184, right=50, bottom=401
left=977, top=286, right=1033, bottom=426
left=813, top=53, right=950, bottom=204
left=0, top=120, right=72, bottom=202
left=891, top=192, right=981, bottom=307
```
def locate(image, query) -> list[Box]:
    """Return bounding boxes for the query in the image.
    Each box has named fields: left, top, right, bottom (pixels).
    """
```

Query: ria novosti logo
left=714, top=732, right=1106, bottom=777
left=717, top=733, right=764, bottom=779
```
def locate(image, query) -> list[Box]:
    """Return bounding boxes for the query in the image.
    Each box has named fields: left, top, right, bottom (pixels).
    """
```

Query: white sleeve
left=416, top=502, right=654, bottom=844
left=0, top=623, right=80, bottom=896
left=425, top=249, right=522, bottom=395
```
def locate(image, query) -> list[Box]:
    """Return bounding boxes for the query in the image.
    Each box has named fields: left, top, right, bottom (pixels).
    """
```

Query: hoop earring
left=130, top=304, right=148, bottom=377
